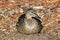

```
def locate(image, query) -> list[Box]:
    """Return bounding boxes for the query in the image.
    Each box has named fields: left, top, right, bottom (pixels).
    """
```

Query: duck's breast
left=24, top=19, right=40, bottom=33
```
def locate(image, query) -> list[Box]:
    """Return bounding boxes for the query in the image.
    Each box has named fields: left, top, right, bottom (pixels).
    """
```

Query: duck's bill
left=35, top=15, right=41, bottom=20
left=32, top=14, right=41, bottom=20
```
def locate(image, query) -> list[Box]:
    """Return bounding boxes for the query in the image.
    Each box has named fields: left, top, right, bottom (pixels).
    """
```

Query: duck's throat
left=25, top=19, right=37, bottom=30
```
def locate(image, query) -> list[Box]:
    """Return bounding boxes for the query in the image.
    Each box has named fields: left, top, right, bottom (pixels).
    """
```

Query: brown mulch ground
left=0, top=0, right=60, bottom=40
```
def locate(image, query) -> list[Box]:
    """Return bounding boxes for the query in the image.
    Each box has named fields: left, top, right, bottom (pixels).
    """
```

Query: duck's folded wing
left=32, top=17, right=43, bottom=32
left=16, top=14, right=25, bottom=26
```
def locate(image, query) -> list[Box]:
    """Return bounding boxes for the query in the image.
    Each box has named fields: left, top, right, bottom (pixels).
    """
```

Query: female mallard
left=16, top=8, right=43, bottom=34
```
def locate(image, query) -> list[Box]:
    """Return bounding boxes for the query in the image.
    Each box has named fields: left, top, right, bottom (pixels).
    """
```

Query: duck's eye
left=31, top=12, right=34, bottom=13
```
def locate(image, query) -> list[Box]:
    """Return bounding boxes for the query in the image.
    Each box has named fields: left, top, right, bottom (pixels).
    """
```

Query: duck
left=16, top=8, right=43, bottom=34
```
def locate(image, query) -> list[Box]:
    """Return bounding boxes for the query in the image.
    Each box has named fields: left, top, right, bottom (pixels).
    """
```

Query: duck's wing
left=16, top=14, right=25, bottom=27
left=32, top=17, right=43, bottom=32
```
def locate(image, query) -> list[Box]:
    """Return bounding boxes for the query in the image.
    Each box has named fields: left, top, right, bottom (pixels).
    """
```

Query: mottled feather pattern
left=16, top=8, right=43, bottom=34
left=16, top=14, right=25, bottom=27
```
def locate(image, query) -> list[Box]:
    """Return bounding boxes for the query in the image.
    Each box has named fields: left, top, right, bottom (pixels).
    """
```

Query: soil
left=0, top=0, right=60, bottom=40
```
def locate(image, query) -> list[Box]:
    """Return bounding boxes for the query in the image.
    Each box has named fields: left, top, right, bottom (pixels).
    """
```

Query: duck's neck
left=25, top=16, right=32, bottom=20
left=25, top=14, right=32, bottom=19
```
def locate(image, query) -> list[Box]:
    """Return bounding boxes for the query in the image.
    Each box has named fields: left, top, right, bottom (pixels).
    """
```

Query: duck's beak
left=33, top=13, right=41, bottom=20
left=35, top=15, right=41, bottom=20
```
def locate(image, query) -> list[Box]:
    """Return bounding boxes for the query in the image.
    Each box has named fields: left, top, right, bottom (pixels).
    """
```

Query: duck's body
left=16, top=8, right=43, bottom=34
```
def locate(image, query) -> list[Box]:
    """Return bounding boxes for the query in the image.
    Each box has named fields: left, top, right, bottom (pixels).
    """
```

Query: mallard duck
left=16, top=8, right=43, bottom=34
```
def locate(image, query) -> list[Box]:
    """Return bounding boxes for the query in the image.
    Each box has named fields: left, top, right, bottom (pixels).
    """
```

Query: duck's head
left=26, top=8, right=41, bottom=19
